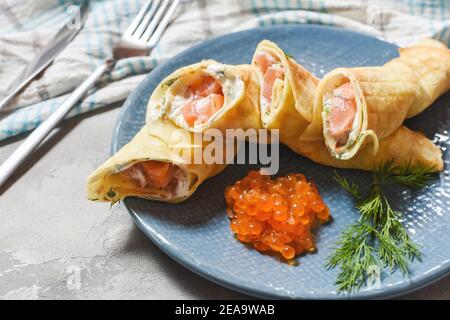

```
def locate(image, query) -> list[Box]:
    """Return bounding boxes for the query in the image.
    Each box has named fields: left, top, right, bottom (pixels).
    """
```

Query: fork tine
left=132, top=0, right=160, bottom=39
left=124, top=0, right=153, bottom=38
left=141, top=0, right=170, bottom=43
left=147, top=0, right=180, bottom=48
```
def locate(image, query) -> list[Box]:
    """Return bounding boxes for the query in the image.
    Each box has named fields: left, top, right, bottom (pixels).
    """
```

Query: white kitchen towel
left=0, top=0, right=449, bottom=141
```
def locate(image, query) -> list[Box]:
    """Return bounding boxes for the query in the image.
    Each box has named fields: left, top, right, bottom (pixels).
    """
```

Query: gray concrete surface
left=0, top=106, right=449, bottom=300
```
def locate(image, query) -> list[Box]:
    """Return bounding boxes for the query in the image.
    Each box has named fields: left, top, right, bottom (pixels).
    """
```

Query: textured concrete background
left=0, top=106, right=448, bottom=300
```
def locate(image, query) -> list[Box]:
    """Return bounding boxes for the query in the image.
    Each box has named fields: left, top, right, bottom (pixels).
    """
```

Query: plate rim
left=111, top=24, right=450, bottom=299
left=125, top=202, right=450, bottom=300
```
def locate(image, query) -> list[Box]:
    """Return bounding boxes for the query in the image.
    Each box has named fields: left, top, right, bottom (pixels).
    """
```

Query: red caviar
left=225, top=170, right=331, bottom=260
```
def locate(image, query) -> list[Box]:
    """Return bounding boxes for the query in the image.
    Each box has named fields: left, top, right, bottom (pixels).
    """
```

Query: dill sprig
left=372, top=160, right=435, bottom=189
left=333, top=173, right=361, bottom=200
left=326, top=161, right=435, bottom=293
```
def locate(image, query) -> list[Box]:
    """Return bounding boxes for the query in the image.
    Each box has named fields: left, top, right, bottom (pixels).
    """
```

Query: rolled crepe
left=146, top=60, right=261, bottom=133
left=252, top=40, right=319, bottom=141
left=251, top=40, right=444, bottom=172
left=316, top=39, right=450, bottom=160
left=86, top=121, right=227, bottom=204
left=286, top=125, right=444, bottom=172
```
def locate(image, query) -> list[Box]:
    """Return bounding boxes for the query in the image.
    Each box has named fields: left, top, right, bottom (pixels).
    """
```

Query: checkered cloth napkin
left=1, top=0, right=449, bottom=141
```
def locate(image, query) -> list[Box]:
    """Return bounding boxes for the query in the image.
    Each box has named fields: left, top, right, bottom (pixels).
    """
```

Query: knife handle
left=0, top=62, right=110, bottom=188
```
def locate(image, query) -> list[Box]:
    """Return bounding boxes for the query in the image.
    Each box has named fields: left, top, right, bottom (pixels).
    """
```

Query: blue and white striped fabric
left=1, top=0, right=449, bottom=141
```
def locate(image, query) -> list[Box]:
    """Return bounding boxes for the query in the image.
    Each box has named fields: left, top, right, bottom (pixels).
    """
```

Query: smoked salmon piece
left=328, top=82, right=357, bottom=145
left=190, top=75, right=223, bottom=97
left=262, top=66, right=284, bottom=104
left=123, top=161, right=176, bottom=189
left=254, top=51, right=278, bottom=74
left=183, top=94, right=224, bottom=127
left=140, top=161, right=177, bottom=189
left=182, top=75, right=224, bottom=127
left=254, top=51, right=285, bottom=107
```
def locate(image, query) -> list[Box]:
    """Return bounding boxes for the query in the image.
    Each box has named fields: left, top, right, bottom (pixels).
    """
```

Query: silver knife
left=0, top=1, right=89, bottom=112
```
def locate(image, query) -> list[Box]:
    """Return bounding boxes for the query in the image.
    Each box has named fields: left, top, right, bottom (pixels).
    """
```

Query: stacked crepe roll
left=87, top=38, right=449, bottom=204
left=252, top=40, right=318, bottom=142
left=87, top=60, right=260, bottom=203
left=317, top=39, right=450, bottom=161
left=252, top=39, right=448, bottom=172
left=146, top=60, right=261, bottom=133
left=86, top=125, right=228, bottom=204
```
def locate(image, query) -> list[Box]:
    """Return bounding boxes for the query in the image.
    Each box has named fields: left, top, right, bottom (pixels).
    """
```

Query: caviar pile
left=225, top=171, right=331, bottom=260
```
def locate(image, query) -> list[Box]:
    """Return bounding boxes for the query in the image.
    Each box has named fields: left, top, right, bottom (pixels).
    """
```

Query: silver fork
left=115, top=0, right=180, bottom=59
left=0, top=0, right=180, bottom=187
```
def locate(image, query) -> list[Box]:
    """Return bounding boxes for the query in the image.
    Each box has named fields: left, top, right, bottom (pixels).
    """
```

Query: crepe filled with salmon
left=86, top=122, right=228, bottom=204
left=146, top=60, right=261, bottom=133
left=287, top=125, right=443, bottom=172
left=314, top=39, right=450, bottom=160
left=252, top=40, right=318, bottom=142
left=252, top=40, right=444, bottom=172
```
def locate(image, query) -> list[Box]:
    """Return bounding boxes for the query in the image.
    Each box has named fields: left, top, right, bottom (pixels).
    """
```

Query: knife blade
left=0, top=1, right=89, bottom=112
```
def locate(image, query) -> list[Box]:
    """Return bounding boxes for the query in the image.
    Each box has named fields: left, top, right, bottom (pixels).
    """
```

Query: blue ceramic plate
left=112, top=25, right=450, bottom=299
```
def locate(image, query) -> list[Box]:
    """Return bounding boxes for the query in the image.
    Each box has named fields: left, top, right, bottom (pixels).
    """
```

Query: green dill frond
left=393, top=162, right=436, bottom=189
left=284, top=51, right=295, bottom=60
left=375, top=230, right=409, bottom=273
left=326, top=221, right=378, bottom=293
left=372, top=159, right=395, bottom=185
left=163, top=77, right=179, bottom=87
left=372, top=159, right=436, bottom=189
left=356, top=192, right=383, bottom=222
left=327, top=159, right=433, bottom=293
left=333, top=171, right=361, bottom=200
left=106, top=189, right=117, bottom=199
